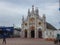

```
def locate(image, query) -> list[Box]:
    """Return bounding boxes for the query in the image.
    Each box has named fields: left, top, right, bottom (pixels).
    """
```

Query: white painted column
left=42, top=31, right=45, bottom=38
left=35, top=30, right=36, bottom=38
left=35, top=30, right=38, bottom=38
left=22, top=30, right=25, bottom=38
left=35, top=25, right=38, bottom=38
left=27, top=30, right=30, bottom=38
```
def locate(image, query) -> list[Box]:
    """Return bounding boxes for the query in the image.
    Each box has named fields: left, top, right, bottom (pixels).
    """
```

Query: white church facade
left=21, top=5, right=57, bottom=39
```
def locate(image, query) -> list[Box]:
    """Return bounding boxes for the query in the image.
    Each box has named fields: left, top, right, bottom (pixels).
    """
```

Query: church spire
left=43, top=14, right=46, bottom=19
left=22, top=16, right=24, bottom=23
left=28, top=9, right=30, bottom=16
left=43, top=14, right=46, bottom=23
left=35, top=7, right=39, bottom=15
left=32, top=5, right=34, bottom=13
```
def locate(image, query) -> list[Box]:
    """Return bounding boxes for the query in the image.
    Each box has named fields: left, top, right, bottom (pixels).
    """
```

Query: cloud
left=0, top=1, right=27, bottom=15
left=0, top=1, right=23, bottom=27
left=38, top=2, right=59, bottom=29
left=0, top=0, right=60, bottom=29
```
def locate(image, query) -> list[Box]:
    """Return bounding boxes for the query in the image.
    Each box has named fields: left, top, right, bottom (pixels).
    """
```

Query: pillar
left=22, top=30, right=25, bottom=38
left=27, top=30, right=30, bottom=38
left=35, top=30, right=38, bottom=38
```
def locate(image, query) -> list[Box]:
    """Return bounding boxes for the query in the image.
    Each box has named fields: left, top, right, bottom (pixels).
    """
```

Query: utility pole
left=59, top=0, right=60, bottom=11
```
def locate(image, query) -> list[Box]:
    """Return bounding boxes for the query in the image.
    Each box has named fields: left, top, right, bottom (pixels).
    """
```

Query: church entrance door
left=38, top=30, right=42, bottom=38
left=25, top=30, right=27, bottom=38
left=31, top=30, right=35, bottom=38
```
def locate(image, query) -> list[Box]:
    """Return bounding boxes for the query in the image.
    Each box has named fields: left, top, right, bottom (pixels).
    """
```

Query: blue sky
left=0, top=0, right=60, bottom=29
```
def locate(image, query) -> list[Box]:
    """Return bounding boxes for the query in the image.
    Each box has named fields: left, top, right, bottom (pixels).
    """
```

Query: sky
left=0, top=0, right=60, bottom=29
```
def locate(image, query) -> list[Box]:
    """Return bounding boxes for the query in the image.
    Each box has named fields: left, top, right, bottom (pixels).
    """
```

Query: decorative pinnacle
left=32, top=5, right=34, bottom=13
left=32, top=5, right=34, bottom=9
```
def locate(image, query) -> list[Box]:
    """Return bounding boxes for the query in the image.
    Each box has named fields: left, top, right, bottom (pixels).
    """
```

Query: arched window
left=25, top=23, right=27, bottom=26
left=39, top=22, right=41, bottom=25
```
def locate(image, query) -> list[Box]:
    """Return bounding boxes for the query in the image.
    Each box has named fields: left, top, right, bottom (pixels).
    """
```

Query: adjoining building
left=21, top=5, right=57, bottom=39
left=0, top=26, right=14, bottom=38
left=13, top=28, right=21, bottom=37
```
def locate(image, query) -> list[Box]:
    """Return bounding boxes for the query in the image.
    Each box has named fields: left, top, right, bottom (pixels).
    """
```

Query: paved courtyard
left=0, top=38, right=55, bottom=45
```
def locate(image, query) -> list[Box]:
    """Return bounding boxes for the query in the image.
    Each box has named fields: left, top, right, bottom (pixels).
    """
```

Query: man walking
left=2, top=33, right=6, bottom=44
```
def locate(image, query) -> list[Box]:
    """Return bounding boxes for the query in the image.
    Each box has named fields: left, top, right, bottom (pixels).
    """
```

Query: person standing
left=2, top=33, right=6, bottom=44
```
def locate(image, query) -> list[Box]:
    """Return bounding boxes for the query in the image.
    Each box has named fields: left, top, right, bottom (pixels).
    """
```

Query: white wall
left=44, top=29, right=60, bottom=39
left=54, top=30, right=60, bottom=38
left=14, top=30, right=20, bottom=36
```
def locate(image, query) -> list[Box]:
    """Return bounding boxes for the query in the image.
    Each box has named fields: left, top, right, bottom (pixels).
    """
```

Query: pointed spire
left=28, top=9, right=30, bottom=13
left=43, top=14, right=46, bottom=19
left=32, top=5, right=34, bottom=13
left=32, top=5, right=34, bottom=9
left=35, top=7, right=39, bottom=15
left=28, top=9, right=30, bottom=16
left=22, top=16, right=24, bottom=23
left=43, top=14, right=46, bottom=23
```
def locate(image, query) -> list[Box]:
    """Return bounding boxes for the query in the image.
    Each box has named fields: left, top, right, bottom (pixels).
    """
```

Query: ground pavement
left=0, top=38, right=55, bottom=45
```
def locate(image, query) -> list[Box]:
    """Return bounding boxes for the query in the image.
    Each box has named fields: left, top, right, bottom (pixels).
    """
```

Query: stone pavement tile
left=0, top=38, right=55, bottom=45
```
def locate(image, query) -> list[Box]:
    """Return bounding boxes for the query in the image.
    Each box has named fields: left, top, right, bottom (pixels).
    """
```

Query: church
left=21, top=5, right=57, bottom=39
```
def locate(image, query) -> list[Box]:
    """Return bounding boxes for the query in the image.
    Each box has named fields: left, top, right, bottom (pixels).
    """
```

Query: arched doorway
left=30, top=26, right=35, bottom=38
left=38, top=29, right=42, bottom=38
left=31, top=30, right=35, bottom=38
left=24, top=30, right=27, bottom=38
